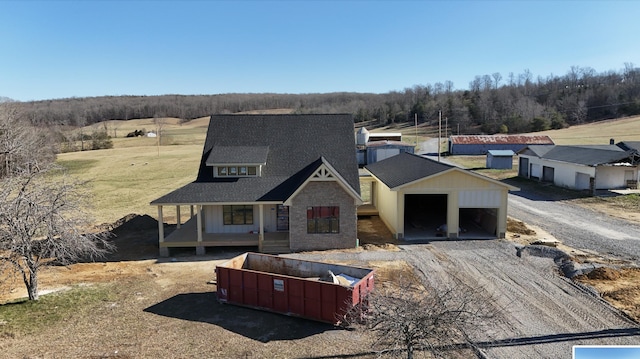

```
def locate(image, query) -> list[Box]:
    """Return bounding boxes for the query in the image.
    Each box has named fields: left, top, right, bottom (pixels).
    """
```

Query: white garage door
left=458, top=190, right=502, bottom=208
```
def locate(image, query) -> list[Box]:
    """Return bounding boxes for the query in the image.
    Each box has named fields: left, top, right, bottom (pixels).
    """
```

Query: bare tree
left=348, top=275, right=501, bottom=359
left=0, top=167, right=113, bottom=300
left=0, top=103, right=55, bottom=178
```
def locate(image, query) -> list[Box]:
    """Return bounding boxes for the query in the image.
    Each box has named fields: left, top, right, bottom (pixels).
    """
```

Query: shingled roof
left=364, top=152, right=454, bottom=188
left=522, top=145, right=636, bottom=166
left=151, top=114, right=360, bottom=205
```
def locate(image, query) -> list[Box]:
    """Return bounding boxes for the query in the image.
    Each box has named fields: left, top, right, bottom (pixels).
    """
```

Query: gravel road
left=507, top=186, right=640, bottom=265
left=289, top=240, right=640, bottom=358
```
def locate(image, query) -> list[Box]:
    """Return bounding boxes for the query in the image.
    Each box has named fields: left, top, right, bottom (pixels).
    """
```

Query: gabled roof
left=365, top=152, right=518, bottom=190
left=364, top=153, right=454, bottom=189
left=151, top=114, right=360, bottom=205
left=520, top=145, right=636, bottom=166
left=450, top=134, right=554, bottom=145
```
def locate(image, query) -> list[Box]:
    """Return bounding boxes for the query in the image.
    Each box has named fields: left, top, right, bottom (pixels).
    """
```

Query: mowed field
left=60, top=114, right=640, bottom=225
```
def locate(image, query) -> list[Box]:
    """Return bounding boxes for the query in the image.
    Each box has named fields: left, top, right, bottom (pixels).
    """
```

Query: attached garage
left=364, top=153, right=519, bottom=240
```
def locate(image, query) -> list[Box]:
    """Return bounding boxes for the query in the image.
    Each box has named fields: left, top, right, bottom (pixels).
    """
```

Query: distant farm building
left=486, top=150, right=515, bottom=169
left=449, top=135, right=554, bottom=155
left=356, top=127, right=414, bottom=166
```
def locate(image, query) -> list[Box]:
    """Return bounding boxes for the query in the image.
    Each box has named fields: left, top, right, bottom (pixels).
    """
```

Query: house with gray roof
left=151, top=114, right=362, bottom=256
left=518, top=144, right=640, bottom=192
left=363, top=153, right=518, bottom=240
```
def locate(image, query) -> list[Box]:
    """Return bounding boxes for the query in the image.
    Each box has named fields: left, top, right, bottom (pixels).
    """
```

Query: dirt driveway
left=1, top=215, right=639, bottom=358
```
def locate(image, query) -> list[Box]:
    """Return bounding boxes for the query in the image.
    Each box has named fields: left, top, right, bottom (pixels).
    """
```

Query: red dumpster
left=216, top=252, right=374, bottom=325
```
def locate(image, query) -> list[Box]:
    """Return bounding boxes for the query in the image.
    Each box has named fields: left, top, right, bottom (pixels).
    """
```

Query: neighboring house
left=364, top=153, right=519, bottom=240
left=449, top=134, right=554, bottom=155
left=486, top=150, right=515, bottom=169
left=518, top=145, right=640, bottom=192
left=150, top=114, right=362, bottom=256
left=356, top=127, right=414, bottom=166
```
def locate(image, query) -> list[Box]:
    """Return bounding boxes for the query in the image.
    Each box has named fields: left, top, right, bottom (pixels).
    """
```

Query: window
left=223, top=205, right=253, bottom=225
left=215, top=166, right=259, bottom=177
left=307, top=206, right=339, bottom=234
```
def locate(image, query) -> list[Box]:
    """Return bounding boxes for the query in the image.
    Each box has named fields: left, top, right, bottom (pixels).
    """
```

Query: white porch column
left=196, top=205, right=204, bottom=255
left=157, top=206, right=165, bottom=242
left=259, top=204, right=264, bottom=252
left=158, top=206, right=169, bottom=257
left=176, top=205, right=181, bottom=229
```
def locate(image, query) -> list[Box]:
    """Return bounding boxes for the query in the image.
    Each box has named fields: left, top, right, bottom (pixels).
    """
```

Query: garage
left=404, top=194, right=447, bottom=239
left=459, top=208, right=498, bottom=238
left=363, top=153, right=519, bottom=241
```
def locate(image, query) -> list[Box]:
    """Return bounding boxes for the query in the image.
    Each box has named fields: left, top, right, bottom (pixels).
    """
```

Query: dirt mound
left=111, top=214, right=159, bottom=235
left=587, top=267, right=621, bottom=280
left=507, top=218, right=536, bottom=235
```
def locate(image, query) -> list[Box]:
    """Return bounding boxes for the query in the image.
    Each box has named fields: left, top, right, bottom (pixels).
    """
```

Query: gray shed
left=486, top=150, right=515, bottom=169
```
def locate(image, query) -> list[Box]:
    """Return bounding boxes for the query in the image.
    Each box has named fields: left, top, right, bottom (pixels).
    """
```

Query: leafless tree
left=347, top=274, right=501, bottom=359
left=0, top=103, right=55, bottom=178
left=0, top=167, right=113, bottom=300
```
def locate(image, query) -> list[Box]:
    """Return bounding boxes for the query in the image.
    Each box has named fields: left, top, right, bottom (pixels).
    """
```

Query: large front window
left=223, top=205, right=253, bottom=225
left=307, top=206, right=339, bottom=234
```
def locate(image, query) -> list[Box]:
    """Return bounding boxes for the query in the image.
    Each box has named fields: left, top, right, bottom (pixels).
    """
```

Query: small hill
left=536, top=116, right=640, bottom=145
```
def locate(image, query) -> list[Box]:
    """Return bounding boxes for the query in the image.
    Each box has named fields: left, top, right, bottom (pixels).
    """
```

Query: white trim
left=283, top=160, right=363, bottom=206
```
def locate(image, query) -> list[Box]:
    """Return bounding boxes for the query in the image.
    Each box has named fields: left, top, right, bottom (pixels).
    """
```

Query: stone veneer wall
left=289, top=181, right=357, bottom=252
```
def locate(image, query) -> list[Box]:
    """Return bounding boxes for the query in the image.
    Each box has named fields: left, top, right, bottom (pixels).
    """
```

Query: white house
left=518, top=145, right=639, bottom=192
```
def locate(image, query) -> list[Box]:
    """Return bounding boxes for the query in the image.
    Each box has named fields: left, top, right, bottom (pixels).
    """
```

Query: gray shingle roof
left=364, top=152, right=454, bottom=188
left=151, top=114, right=360, bottom=205
left=524, top=145, right=635, bottom=166
left=205, top=146, right=269, bottom=165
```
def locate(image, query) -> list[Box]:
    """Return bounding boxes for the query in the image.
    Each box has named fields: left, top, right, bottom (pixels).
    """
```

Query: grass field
left=59, top=114, right=640, bottom=226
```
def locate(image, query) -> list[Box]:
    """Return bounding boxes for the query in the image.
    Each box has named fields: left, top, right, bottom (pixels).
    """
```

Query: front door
left=276, top=205, right=289, bottom=231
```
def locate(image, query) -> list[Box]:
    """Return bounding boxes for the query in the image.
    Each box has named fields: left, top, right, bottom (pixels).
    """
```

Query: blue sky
left=574, top=346, right=640, bottom=359
left=2, top=0, right=639, bottom=102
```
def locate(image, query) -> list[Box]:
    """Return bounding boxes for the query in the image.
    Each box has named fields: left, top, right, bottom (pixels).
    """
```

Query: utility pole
left=438, top=110, right=441, bottom=162
left=414, top=113, right=418, bottom=146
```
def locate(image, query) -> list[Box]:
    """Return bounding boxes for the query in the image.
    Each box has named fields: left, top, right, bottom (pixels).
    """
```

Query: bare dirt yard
left=1, top=213, right=639, bottom=358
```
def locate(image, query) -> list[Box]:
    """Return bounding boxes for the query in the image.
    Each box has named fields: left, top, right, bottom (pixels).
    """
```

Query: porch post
left=196, top=205, right=204, bottom=255
left=259, top=204, right=264, bottom=252
left=176, top=205, right=181, bottom=229
left=190, top=205, right=194, bottom=218
left=158, top=206, right=169, bottom=257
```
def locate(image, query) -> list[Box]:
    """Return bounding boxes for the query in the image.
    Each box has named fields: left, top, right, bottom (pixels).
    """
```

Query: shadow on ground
left=143, top=292, right=341, bottom=342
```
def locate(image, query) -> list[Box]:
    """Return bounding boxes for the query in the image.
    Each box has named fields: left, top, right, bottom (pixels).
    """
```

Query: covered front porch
left=156, top=204, right=290, bottom=256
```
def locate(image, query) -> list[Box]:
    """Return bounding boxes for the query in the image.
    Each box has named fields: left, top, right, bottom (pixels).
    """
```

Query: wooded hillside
left=10, top=64, right=640, bottom=134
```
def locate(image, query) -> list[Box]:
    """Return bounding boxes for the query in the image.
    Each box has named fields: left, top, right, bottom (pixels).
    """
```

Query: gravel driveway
left=507, top=181, right=640, bottom=265
left=289, top=240, right=640, bottom=358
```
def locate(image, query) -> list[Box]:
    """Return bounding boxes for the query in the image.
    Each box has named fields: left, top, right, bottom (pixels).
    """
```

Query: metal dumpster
left=216, top=252, right=375, bottom=325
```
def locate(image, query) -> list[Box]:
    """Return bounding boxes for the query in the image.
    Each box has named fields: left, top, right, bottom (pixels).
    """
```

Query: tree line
left=9, top=63, right=640, bottom=134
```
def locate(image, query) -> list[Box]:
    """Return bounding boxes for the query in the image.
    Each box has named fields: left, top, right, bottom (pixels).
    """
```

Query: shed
left=486, top=150, right=515, bottom=169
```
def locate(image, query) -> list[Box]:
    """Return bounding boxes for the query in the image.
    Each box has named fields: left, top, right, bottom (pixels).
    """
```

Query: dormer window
left=215, top=165, right=259, bottom=177
left=206, top=146, right=269, bottom=178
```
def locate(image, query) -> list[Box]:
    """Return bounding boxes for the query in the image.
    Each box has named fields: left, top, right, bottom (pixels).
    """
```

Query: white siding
left=204, top=205, right=260, bottom=233
left=458, top=190, right=502, bottom=208
left=596, top=166, right=631, bottom=189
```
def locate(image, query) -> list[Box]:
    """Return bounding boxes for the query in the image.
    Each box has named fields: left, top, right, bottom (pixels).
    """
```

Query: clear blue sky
left=2, top=0, right=639, bottom=102
left=574, top=346, right=640, bottom=359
